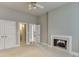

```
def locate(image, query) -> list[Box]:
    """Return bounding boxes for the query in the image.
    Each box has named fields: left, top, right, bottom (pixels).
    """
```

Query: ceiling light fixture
left=28, top=2, right=44, bottom=10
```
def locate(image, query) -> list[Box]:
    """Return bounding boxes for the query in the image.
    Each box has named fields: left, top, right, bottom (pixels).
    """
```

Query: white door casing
left=26, top=24, right=29, bottom=45
left=0, top=20, right=5, bottom=49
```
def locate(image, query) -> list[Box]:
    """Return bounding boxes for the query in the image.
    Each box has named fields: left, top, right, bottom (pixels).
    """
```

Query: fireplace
left=50, top=35, right=72, bottom=52
left=54, top=39, right=67, bottom=49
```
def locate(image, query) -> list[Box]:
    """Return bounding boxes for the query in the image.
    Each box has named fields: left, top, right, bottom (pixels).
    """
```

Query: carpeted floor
left=0, top=44, right=73, bottom=57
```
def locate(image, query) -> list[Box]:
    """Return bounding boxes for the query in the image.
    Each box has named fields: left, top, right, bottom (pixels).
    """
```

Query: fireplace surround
left=50, top=35, right=72, bottom=52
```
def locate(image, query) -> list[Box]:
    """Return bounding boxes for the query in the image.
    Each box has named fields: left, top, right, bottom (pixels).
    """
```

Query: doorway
left=19, top=23, right=40, bottom=47
left=19, top=23, right=26, bottom=47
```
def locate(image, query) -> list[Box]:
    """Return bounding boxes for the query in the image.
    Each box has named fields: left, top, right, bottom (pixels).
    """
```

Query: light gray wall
left=0, top=7, right=37, bottom=45
left=48, top=3, right=79, bottom=53
left=38, top=13, right=48, bottom=43
left=0, top=7, right=37, bottom=24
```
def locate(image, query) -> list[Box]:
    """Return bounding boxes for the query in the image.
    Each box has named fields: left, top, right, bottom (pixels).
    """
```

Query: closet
left=0, top=20, right=16, bottom=50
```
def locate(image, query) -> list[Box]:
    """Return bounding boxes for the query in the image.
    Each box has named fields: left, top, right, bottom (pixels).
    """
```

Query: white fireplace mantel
left=50, top=35, right=72, bottom=53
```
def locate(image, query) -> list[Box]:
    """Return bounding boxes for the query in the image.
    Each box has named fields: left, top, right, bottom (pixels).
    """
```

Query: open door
left=33, top=24, right=40, bottom=43
left=28, top=24, right=40, bottom=44
left=28, top=24, right=34, bottom=44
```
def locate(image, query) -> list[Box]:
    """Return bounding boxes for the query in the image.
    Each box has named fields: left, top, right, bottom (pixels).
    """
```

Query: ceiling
left=0, top=2, right=68, bottom=16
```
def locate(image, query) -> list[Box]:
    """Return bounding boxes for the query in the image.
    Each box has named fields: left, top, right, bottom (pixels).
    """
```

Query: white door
left=34, top=25, right=40, bottom=43
left=0, top=20, right=16, bottom=49
left=4, top=21, right=16, bottom=48
left=0, top=20, right=5, bottom=49
left=36, top=25, right=40, bottom=43
left=29, top=24, right=33, bottom=42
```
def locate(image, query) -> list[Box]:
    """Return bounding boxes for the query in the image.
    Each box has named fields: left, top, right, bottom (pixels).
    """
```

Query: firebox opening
left=54, top=39, right=67, bottom=49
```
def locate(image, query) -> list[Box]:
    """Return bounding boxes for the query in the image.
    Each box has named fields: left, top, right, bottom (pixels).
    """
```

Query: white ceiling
left=0, top=2, right=67, bottom=16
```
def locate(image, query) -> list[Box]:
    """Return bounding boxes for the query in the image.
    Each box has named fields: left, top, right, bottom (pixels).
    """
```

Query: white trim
left=18, top=24, right=20, bottom=46
left=40, top=42, right=49, bottom=46
left=39, top=42, right=52, bottom=48
left=26, top=42, right=30, bottom=45
left=40, top=42, right=79, bottom=57
left=51, top=35, right=72, bottom=53
left=26, top=24, right=30, bottom=45
left=16, top=44, right=20, bottom=47
left=70, top=51, right=79, bottom=57
left=32, top=25, right=34, bottom=42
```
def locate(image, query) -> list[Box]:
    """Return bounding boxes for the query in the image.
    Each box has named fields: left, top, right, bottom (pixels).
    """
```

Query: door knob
left=5, top=36, right=8, bottom=37
left=1, top=36, right=4, bottom=38
left=1, top=36, right=8, bottom=38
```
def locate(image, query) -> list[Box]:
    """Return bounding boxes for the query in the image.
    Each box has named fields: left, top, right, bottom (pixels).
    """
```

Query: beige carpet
left=0, top=44, right=73, bottom=57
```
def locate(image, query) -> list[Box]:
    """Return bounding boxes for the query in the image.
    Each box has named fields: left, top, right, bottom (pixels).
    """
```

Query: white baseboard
left=16, top=44, right=20, bottom=47
left=40, top=42, right=48, bottom=46
left=26, top=42, right=30, bottom=45
left=40, top=42, right=79, bottom=57
left=70, top=51, right=79, bottom=57
left=40, top=42, right=53, bottom=48
left=47, top=43, right=52, bottom=48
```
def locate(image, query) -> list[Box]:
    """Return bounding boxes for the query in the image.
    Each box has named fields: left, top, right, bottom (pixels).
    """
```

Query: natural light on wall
left=20, top=23, right=24, bottom=30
